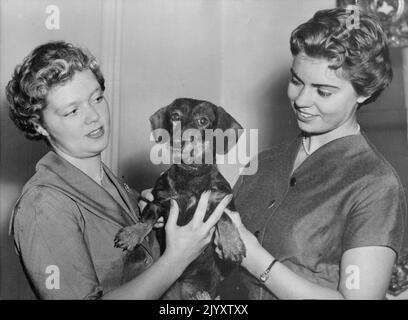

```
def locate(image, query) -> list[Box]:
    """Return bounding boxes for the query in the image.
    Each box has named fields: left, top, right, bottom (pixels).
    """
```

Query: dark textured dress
left=10, top=151, right=160, bottom=299
left=232, top=133, right=407, bottom=299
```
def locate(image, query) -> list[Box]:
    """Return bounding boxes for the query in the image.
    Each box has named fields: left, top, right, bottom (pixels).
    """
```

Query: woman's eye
left=290, top=77, right=302, bottom=86
left=95, top=95, right=104, bottom=103
left=197, top=117, right=209, bottom=126
left=64, top=108, right=78, bottom=117
left=317, top=89, right=332, bottom=97
left=170, top=113, right=181, bottom=121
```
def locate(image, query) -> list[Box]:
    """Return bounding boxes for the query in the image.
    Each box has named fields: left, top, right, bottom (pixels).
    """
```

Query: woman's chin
left=79, top=139, right=110, bottom=158
left=296, top=121, right=313, bottom=134
left=93, top=143, right=109, bottom=155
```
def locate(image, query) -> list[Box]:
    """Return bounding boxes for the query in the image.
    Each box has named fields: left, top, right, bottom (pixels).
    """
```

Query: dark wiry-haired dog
left=114, top=98, right=245, bottom=299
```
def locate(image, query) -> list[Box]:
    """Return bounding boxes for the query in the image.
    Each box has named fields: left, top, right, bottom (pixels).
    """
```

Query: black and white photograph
left=1, top=0, right=408, bottom=306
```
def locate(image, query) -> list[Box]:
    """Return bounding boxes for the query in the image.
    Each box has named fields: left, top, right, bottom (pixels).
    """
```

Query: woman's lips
left=295, top=109, right=318, bottom=121
left=87, top=126, right=104, bottom=138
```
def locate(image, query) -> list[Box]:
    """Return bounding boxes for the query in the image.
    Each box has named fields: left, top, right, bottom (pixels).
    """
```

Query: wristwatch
left=259, top=259, right=278, bottom=283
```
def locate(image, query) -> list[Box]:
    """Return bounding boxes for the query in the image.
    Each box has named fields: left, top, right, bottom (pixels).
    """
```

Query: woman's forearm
left=242, top=239, right=345, bottom=300
left=102, top=252, right=187, bottom=299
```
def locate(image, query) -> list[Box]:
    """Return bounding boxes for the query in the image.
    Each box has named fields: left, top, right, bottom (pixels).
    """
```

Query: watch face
left=337, top=0, right=408, bottom=47
left=260, top=270, right=270, bottom=283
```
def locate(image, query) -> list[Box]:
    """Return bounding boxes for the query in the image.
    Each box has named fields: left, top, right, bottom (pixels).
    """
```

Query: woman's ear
left=357, top=96, right=370, bottom=104
left=33, top=122, right=49, bottom=137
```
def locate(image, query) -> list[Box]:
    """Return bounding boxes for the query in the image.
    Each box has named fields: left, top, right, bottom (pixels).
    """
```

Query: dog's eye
left=170, top=113, right=181, bottom=122
left=197, top=117, right=209, bottom=126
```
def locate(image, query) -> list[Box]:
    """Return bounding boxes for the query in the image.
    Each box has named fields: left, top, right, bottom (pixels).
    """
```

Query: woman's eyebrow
left=60, top=86, right=102, bottom=109
left=89, top=86, right=102, bottom=97
left=290, top=68, right=303, bottom=83
left=290, top=68, right=339, bottom=89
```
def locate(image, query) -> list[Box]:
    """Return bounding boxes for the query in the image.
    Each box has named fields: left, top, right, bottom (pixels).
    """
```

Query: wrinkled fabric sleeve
left=343, top=174, right=407, bottom=258
left=12, top=187, right=103, bottom=299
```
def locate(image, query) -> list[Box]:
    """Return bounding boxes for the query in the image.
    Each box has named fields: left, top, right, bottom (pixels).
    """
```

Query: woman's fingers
left=205, top=226, right=216, bottom=244
left=166, top=199, right=179, bottom=231
left=224, top=208, right=233, bottom=215
left=204, top=194, right=233, bottom=230
left=138, top=201, right=147, bottom=212
left=214, top=229, right=223, bottom=259
left=214, top=228, right=220, bottom=246
left=214, top=228, right=223, bottom=258
left=138, top=188, right=154, bottom=211
left=223, top=207, right=242, bottom=226
left=191, top=191, right=211, bottom=227
left=215, top=246, right=223, bottom=259
left=153, top=216, right=164, bottom=228
left=141, top=188, right=154, bottom=201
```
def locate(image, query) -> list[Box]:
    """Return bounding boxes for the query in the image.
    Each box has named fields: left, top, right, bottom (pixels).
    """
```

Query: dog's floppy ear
left=215, top=106, right=243, bottom=154
left=150, top=105, right=169, bottom=143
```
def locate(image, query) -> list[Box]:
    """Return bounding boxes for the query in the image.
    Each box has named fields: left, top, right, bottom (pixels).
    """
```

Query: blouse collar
left=21, top=151, right=140, bottom=228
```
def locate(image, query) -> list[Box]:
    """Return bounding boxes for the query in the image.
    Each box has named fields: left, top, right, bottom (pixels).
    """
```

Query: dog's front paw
left=219, top=234, right=246, bottom=263
left=216, top=214, right=246, bottom=263
left=192, top=291, right=212, bottom=300
left=192, top=291, right=220, bottom=300
left=114, top=222, right=153, bottom=251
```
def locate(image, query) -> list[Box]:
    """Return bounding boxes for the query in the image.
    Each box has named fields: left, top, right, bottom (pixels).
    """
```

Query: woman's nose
left=295, top=86, right=313, bottom=108
left=85, top=104, right=100, bottom=124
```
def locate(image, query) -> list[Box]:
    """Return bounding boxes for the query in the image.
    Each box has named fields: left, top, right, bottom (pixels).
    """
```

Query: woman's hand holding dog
left=163, top=191, right=232, bottom=270
left=215, top=209, right=259, bottom=269
left=139, top=188, right=233, bottom=269
left=139, top=188, right=165, bottom=228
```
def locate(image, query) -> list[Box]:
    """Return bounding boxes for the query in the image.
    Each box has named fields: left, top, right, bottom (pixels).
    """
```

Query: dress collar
left=288, top=132, right=370, bottom=177
left=22, top=151, right=140, bottom=228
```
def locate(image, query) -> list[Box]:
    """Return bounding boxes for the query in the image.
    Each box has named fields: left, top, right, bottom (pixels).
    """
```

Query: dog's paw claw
left=192, top=291, right=213, bottom=300
left=220, top=237, right=246, bottom=263
left=114, top=223, right=153, bottom=251
left=216, top=215, right=246, bottom=263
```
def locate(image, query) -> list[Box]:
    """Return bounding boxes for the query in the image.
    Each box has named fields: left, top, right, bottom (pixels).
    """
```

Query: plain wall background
left=1, top=0, right=407, bottom=299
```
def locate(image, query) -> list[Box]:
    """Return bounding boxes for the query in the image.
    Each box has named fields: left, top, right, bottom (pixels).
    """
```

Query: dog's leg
left=114, top=202, right=163, bottom=251
left=114, top=223, right=153, bottom=251
left=216, top=213, right=246, bottom=263
left=115, top=171, right=173, bottom=253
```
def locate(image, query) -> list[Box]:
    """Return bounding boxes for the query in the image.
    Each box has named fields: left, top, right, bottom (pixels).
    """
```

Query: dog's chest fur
left=154, top=164, right=233, bottom=226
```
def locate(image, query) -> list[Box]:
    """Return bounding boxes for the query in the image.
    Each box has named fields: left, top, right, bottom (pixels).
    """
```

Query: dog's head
left=150, top=98, right=242, bottom=165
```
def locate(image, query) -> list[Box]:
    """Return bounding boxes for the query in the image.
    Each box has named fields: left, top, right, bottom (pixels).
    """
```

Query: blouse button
left=290, top=177, right=297, bottom=187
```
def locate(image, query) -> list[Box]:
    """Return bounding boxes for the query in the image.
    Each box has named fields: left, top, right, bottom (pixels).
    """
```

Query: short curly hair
left=290, top=8, right=393, bottom=106
left=5, top=41, right=105, bottom=141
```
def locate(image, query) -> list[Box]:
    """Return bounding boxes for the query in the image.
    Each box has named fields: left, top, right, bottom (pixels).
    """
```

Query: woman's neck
left=53, top=147, right=103, bottom=184
left=303, top=120, right=360, bottom=155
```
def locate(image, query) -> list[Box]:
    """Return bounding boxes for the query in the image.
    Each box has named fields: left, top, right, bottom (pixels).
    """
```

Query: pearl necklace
left=96, top=163, right=104, bottom=185
left=301, top=136, right=312, bottom=156
left=302, top=124, right=361, bottom=156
